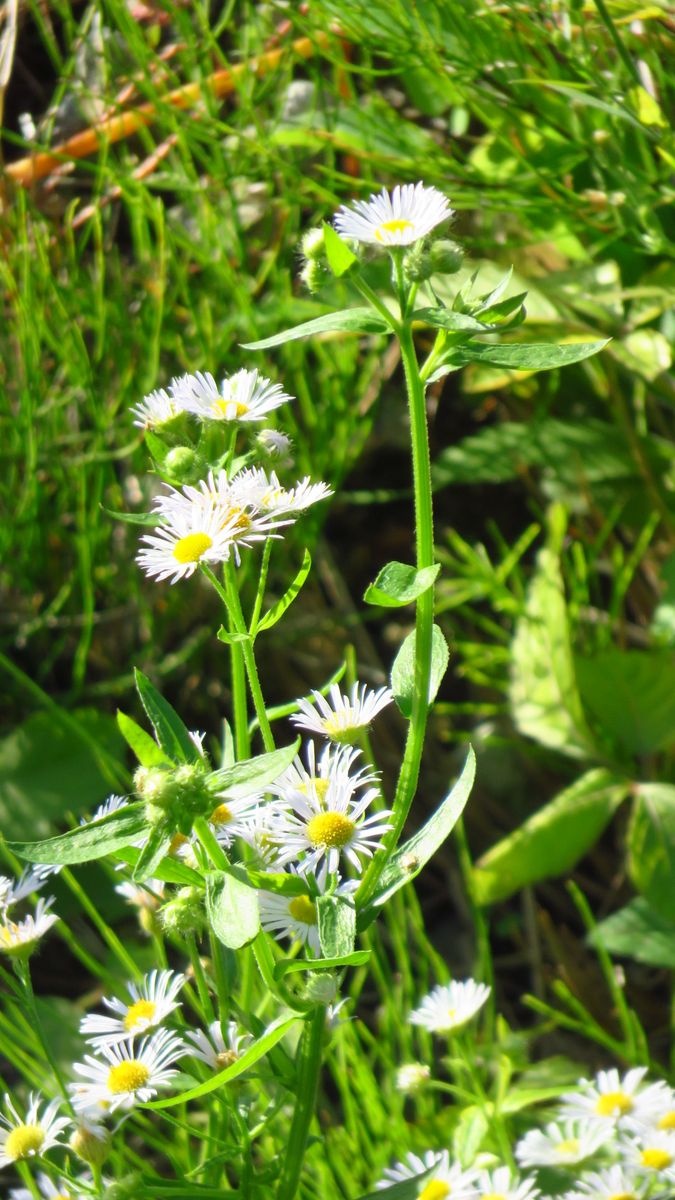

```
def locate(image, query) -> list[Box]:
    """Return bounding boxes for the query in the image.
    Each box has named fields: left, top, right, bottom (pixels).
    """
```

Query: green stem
left=275, top=1007, right=325, bottom=1200
left=16, top=960, right=76, bottom=1116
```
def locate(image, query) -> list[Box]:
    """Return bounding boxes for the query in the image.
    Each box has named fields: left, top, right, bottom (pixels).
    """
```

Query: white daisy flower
left=375, top=1148, right=478, bottom=1197
left=170, top=368, right=292, bottom=423
left=516, top=1119, right=611, bottom=1168
left=226, top=467, right=332, bottom=515
left=79, top=969, right=186, bottom=1048
left=291, top=682, right=393, bottom=744
left=632, top=1084, right=675, bottom=1134
left=259, top=870, right=358, bottom=955
left=562, top=1164, right=645, bottom=1199
left=623, top=1130, right=675, bottom=1181
left=409, top=979, right=491, bottom=1034
left=130, top=386, right=183, bottom=430
left=0, top=897, right=59, bottom=959
left=70, top=1028, right=185, bottom=1114
left=115, top=877, right=165, bottom=911
left=0, top=869, right=51, bottom=912
left=87, top=794, right=128, bottom=824
left=561, top=1067, right=668, bottom=1131
left=9, top=1171, right=83, bottom=1199
left=474, top=1166, right=540, bottom=1200
left=256, top=429, right=293, bottom=464
left=395, top=1063, right=431, bottom=1093
left=335, top=182, right=452, bottom=248
left=268, top=742, right=391, bottom=878
left=136, top=488, right=242, bottom=583
left=0, top=1094, right=71, bottom=1167
left=185, top=1020, right=252, bottom=1071
left=207, top=795, right=265, bottom=849
left=172, top=472, right=292, bottom=563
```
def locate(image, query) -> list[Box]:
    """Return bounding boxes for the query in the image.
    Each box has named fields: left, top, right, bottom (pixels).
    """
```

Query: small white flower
left=130, top=387, right=182, bottom=430
left=171, top=368, right=292, bottom=423
left=9, top=1171, right=83, bottom=1199
left=87, top=794, right=128, bottom=824
left=335, top=182, right=452, bottom=248
left=115, top=877, right=165, bottom=911
left=622, top=1129, right=675, bottom=1181
left=70, top=1028, right=185, bottom=1113
left=227, top=467, right=332, bottom=515
left=561, top=1067, right=668, bottom=1131
left=259, top=870, right=358, bottom=955
left=136, top=487, right=243, bottom=583
left=207, top=794, right=265, bottom=849
left=0, top=897, right=59, bottom=959
left=80, top=969, right=186, bottom=1048
left=0, top=1094, right=71, bottom=1166
left=409, top=979, right=491, bottom=1034
left=0, top=869, right=51, bottom=912
left=516, top=1119, right=610, bottom=1168
left=268, top=742, right=391, bottom=878
left=474, top=1166, right=540, bottom=1200
left=631, top=1084, right=675, bottom=1134
left=185, top=1021, right=252, bottom=1071
left=257, top=429, right=293, bottom=464
left=375, top=1148, right=478, bottom=1196
left=395, top=1063, right=431, bottom=1093
left=291, top=682, right=393, bottom=744
left=562, top=1164, right=645, bottom=1199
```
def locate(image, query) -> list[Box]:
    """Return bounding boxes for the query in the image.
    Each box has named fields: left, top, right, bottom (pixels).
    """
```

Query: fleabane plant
left=4, top=180, right=610, bottom=1200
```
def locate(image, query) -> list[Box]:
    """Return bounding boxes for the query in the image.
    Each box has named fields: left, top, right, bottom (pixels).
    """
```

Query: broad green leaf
left=591, top=898, right=675, bottom=968
left=246, top=868, right=308, bottom=897
left=391, top=624, right=449, bottom=718
left=575, top=650, right=675, bottom=757
left=510, top=512, right=595, bottom=758
left=412, top=307, right=489, bottom=333
left=363, top=561, right=440, bottom=608
left=273, top=950, right=370, bottom=981
left=256, top=549, right=312, bottom=633
left=472, top=769, right=627, bottom=905
left=206, top=872, right=260, bottom=949
left=241, top=308, right=389, bottom=351
left=323, top=223, right=358, bottom=276
left=457, top=339, right=609, bottom=371
left=317, top=893, right=356, bottom=958
left=364, top=747, right=475, bottom=917
left=147, top=1015, right=299, bottom=1108
left=133, top=821, right=172, bottom=882
left=117, top=711, right=171, bottom=769
left=9, top=804, right=147, bottom=866
left=628, top=784, right=675, bottom=920
left=207, top=741, right=299, bottom=798
left=134, top=669, right=201, bottom=765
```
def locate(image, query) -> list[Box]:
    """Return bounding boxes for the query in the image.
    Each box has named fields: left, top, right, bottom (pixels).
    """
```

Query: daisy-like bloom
left=473, top=1166, right=540, bottom=1200
left=335, top=182, right=452, bottom=248
left=226, top=467, right=332, bottom=516
left=185, top=1020, right=252, bottom=1071
left=561, top=1067, right=669, bottom=1132
left=136, top=487, right=245, bottom=583
left=259, top=870, right=358, bottom=955
left=70, top=1028, right=185, bottom=1114
left=79, top=969, right=186, bottom=1048
left=0, top=897, right=59, bottom=959
left=291, top=681, right=393, bottom=744
left=130, top=386, right=183, bottom=430
left=268, top=741, right=391, bottom=878
left=516, top=1119, right=610, bottom=1168
left=623, top=1130, right=675, bottom=1182
left=631, top=1084, right=675, bottom=1134
left=409, top=979, right=491, bottom=1035
left=0, top=869, right=51, bottom=911
left=257, top=428, right=293, bottom=464
left=395, top=1063, right=431, bottom=1093
left=9, top=1171, right=86, bottom=1199
left=87, top=794, right=128, bottom=824
left=115, top=876, right=165, bottom=911
left=375, top=1149, right=478, bottom=1198
left=562, top=1164, right=645, bottom=1200
left=170, top=368, right=292, bottom=424
left=0, top=1094, right=71, bottom=1167
left=207, top=794, right=265, bottom=850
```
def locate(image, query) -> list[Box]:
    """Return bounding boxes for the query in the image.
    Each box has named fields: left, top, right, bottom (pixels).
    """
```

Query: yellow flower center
left=210, top=804, right=232, bottom=826
left=375, top=218, right=414, bottom=241
left=288, top=895, right=318, bottom=925
left=595, top=1090, right=633, bottom=1116
left=641, top=1147, right=673, bottom=1170
left=607, top=1194, right=636, bottom=1200
left=419, top=1183, right=450, bottom=1200
left=173, top=531, right=213, bottom=564
left=481, top=1194, right=506, bottom=1200
left=298, top=777, right=330, bottom=804
left=659, top=1110, right=675, bottom=1130
left=107, top=1059, right=151, bottom=1094
left=4, top=1123, right=45, bottom=1160
left=221, top=506, right=252, bottom=536
left=306, top=811, right=355, bottom=849
left=215, top=1049, right=239, bottom=1069
left=555, top=1138, right=579, bottom=1156
left=213, top=397, right=249, bottom=419
left=123, top=999, right=157, bottom=1031
left=169, top=832, right=188, bottom=855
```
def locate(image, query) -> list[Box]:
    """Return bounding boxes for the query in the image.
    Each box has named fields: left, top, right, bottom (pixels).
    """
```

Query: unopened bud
left=160, top=886, right=206, bottom=938
left=301, top=226, right=326, bottom=262
left=256, top=428, right=293, bottom=465
left=70, top=1122, right=111, bottom=1168
left=428, top=239, right=464, bottom=275
left=396, top=1062, right=431, bottom=1093
left=164, top=446, right=207, bottom=485
left=402, top=243, right=433, bottom=282
left=106, top=1175, right=142, bottom=1200
left=304, top=973, right=338, bottom=1005
left=300, top=259, right=325, bottom=294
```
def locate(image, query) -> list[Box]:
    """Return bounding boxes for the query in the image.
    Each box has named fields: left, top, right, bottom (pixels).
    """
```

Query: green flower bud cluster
left=164, top=445, right=208, bottom=485
left=134, top=762, right=212, bottom=833
left=160, top=886, right=206, bottom=938
left=70, top=1123, right=112, bottom=1168
left=403, top=238, right=464, bottom=283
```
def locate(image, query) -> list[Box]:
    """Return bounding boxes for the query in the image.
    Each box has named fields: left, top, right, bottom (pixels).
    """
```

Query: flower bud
left=396, top=1062, right=431, bottom=1093
left=256, top=429, right=293, bottom=466
left=304, top=973, right=338, bottom=1005
left=300, top=259, right=326, bottom=294
left=301, top=226, right=326, bottom=262
left=105, top=1175, right=142, bottom=1200
left=402, top=243, right=433, bottom=282
left=164, top=446, right=207, bottom=485
left=160, top=886, right=206, bottom=938
left=428, top=239, right=464, bottom=275
left=70, top=1121, right=111, bottom=1168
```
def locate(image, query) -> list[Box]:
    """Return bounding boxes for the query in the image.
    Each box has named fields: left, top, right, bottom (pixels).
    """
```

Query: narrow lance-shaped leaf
left=133, top=821, right=173, bottom=883
left=364, top=561, right=440, bottom=608
left=117, top=711, right=171, bottom=769
left=255, top=549, right=312, bottom=633
left=412, top=307, right=490, bottom=333
left=207, top=740, right=300, bottom=797
left=9, top=804, right=148, bottom=866
left=273, top=950, right=370, bottom=981
left=134, top=669, right=202, bottom=765
left=240, top=308, right=390, bottom=351
left=456, top=338, right=609, bottom=371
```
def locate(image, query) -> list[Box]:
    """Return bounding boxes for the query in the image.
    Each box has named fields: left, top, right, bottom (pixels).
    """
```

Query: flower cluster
left=131, top=366, right=292, bottom=431
left=0, top=870, right=59, bottom=961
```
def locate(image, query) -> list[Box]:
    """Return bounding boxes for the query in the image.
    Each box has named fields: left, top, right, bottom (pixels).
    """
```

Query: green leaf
left=510, top=510, right=595, bottom=758
left=147, top=1015, right=299, bottom=1108
left=364, top=747, right=475, bottom=916
left=240, top=308, right=389, bottom=351
left=9, top=804, right=148, bottom=866
left=323, top=223, right=358, bottom=277
left=114, top=845, right=201, bottom=887
left=134, top=669, right=202, bottom=765
left=102, top=506, right=157, bottom=527
left=391, top=624, right=449, bottom=718
left=412, top=307, right=489, bottom=333
left=246, top=868, right=308, bottom=897
left=452, top=1106, right=488, bottom=1166
left=356, top=1171, right=432, bottom=1200
left=363, top=561, right=440, bottom=608
left=206, top=872, right=260, bottom=949
left=472, top=769, right=628, bottom=905
left=133, top=822, right=172, bottom=882
left=477, top=291, right=528, bottom=322
left=628, top=784, right=675, bottom=920
left=207, top=741, right=299, bottom=798
left=456, top=338, right=609, bottom=371
left=591, top=898, right=675, bottom=968
left=575, top=650, right=675, bottom=757
left=256, top=549, right=312, bottom=633
left=273, top=950, right=370, bottom=981
left=216, top=628, right=251, bottom=647
left=316, top=893, right=356, bottom=958
left=117, top=711, right=171, bottom=768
